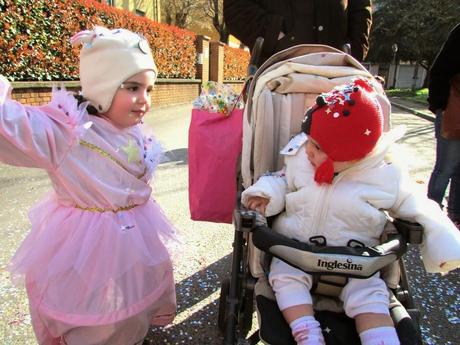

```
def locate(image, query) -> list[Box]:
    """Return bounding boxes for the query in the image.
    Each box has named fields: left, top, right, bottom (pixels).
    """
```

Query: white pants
left=269, top=257, right=390, bottom=318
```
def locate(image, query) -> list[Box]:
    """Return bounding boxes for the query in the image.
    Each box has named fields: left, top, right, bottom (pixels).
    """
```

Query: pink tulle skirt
left=8, top=195, right=178, bottom=340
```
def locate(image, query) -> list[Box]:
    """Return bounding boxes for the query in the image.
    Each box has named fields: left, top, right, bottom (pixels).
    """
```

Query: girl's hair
left=74, top=93, right=100, bottom=116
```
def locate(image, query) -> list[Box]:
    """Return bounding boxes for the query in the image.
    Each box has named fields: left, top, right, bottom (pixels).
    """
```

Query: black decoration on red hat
left=316, top=95, right=327, bottom=107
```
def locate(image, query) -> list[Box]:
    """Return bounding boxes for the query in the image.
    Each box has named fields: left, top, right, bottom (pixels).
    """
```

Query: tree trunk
left=210, top=0, right=228, bottom=43
left=219, top=29, right=229, bottom=44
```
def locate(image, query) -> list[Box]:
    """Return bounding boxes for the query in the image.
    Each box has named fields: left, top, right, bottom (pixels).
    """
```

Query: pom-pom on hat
left=70, top=26, right=157, bottom=113
left=301, top=78, right=383, bottom=184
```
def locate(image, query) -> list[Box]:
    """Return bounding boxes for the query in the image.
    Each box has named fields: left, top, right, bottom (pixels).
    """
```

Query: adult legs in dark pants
left=427, top=110, right=460, bottom=225
left=447, top=174, right=460, bottom=223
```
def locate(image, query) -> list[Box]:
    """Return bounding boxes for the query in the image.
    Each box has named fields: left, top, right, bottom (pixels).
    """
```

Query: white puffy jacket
left=242, top=128, right=460, bottom=274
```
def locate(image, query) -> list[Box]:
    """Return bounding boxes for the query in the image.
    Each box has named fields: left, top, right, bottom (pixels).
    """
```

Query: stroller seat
left=218, top=44, right=423, bottom=345
left=255, top=277, right=359, bottom=345
left=249, top=213, right=423, bottom=345
left=218, top=209, right=424, bottom=345
left=254, top=277, right=419, bottom=345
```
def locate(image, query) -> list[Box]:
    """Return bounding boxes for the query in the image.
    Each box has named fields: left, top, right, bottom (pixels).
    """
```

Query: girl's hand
left=245, top=196, right=270, bottom=215
left=0, top=75, right=12, bottom=99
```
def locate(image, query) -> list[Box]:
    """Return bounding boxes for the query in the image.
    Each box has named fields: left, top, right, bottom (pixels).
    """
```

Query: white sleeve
left=241, top=170, right=287, bottom=217
left=242, top=134, right=309, bottom=216
left=390, top=169, right=460, bottom=274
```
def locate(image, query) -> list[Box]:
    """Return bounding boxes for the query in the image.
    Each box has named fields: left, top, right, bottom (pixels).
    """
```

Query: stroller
left=217, top=42, right=423, bottom=345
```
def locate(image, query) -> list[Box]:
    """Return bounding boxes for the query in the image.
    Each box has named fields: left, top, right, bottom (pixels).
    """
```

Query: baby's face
left=305, top=138, right=355, bottom=173
left=305, top=138, right=328, bottom=169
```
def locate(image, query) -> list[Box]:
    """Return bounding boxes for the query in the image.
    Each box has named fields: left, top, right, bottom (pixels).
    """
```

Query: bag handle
left=226, top=83, right=246, bottom=116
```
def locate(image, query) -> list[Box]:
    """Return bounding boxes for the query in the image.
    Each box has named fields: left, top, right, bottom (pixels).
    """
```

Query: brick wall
left=11, top=88, right=53, bottom=106
left=196, top=36, right=210, bottom=83
left=153, top=81, right=200, bottom=108
left=210, top=42, right=224, bottom=84
left=10, top=81, right=200, bottom=109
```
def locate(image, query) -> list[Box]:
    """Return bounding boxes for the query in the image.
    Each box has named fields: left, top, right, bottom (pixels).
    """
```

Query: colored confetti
left=192, top=81, right=244, bottom=115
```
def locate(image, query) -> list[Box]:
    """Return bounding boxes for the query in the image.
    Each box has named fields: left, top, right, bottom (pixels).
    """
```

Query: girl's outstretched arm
left=0, top=75, right=89, bottom=170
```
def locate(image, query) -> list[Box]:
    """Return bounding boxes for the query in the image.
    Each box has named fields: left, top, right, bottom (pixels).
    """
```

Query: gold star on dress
left=121, top=139, right=139, bottom=163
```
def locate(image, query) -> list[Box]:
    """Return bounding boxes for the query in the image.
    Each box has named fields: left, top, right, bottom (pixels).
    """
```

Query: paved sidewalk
left=389, top=97, right=434, bottom=122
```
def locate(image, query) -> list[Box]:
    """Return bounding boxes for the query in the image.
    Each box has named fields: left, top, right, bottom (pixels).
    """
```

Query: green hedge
left=0, top=0, right=197, bottom=81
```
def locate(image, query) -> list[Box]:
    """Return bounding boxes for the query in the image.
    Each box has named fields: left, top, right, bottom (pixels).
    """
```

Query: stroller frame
left=218, top=42, right=424, bottom=345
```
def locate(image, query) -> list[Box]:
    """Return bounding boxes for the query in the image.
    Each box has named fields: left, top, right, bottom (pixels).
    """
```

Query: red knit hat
left=302, top=78, right=383, bottom=184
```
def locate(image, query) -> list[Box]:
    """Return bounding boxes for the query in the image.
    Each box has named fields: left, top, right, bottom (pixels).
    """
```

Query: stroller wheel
left=218, top=277, right=231, bottom=334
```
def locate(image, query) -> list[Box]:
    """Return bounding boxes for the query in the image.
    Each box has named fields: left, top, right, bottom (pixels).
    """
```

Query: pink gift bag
left=188, top=108, right=243, bottom=223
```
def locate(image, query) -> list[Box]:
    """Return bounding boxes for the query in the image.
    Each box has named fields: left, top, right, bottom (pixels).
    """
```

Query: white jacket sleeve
left=241, top=170, right=287, bottom=217
left=0, top=76, right=90, bottom=170
left=390, top=168, right=460, bottom=274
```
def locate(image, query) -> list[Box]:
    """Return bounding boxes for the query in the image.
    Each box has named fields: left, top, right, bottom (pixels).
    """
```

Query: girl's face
left=305, top=138, right=328, bottom=168
left=102, top=70, right=156, bottom=129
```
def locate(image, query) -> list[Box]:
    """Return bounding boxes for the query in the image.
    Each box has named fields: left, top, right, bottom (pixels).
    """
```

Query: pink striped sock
left=290, top=316, right=325, bottom=345
left=359, top=326, right=400, bottom=345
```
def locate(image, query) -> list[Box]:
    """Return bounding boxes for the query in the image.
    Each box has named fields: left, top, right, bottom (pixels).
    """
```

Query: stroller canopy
left=241, top=44, right=389, bottom=188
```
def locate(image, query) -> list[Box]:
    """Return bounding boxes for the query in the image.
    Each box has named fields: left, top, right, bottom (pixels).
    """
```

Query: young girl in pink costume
left=243, top=79, right=460, bottom=345
left=0, top=26, right=178, bottom=345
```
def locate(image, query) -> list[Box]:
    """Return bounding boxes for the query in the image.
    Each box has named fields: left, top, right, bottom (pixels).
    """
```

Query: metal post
left=391, top=43, right=398, bottom=89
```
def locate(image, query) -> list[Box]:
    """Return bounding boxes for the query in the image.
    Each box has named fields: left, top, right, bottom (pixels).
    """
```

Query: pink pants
left=60, top=309, right=152, bottom=345
left=26, top=275, right=176, bottom=345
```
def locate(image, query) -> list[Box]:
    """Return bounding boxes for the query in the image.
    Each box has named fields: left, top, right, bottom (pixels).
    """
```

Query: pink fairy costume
left=0, top=27, right=178, bottom=345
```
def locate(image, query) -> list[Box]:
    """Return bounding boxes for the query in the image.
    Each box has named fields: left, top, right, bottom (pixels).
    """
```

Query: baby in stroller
left=242, top=78, right=460, bottom=345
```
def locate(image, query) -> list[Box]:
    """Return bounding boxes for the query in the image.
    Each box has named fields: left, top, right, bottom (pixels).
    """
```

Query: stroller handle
left=247, top=37, right=264, bottom=77
left=342, top=43, right=351, bottom=55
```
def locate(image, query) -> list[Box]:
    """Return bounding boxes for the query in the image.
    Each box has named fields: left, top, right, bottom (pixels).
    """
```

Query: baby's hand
left=245, top=196, right=270, bottom=215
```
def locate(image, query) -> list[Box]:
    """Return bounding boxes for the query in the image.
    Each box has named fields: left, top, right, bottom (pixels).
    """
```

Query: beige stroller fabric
left=242, top=46, right=390, bottom=189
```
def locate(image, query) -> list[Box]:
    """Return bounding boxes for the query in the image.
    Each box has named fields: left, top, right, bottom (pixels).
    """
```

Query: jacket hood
left=340, top=125, right=406, bottom=176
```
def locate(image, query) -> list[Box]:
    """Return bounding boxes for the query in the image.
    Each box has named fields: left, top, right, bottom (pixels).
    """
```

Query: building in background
left=227, top=35, right=243, bottom=49
left=99, top=0, right=161, bottom=22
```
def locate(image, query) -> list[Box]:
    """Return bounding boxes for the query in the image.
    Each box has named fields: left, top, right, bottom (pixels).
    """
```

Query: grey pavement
left=384, top=101, right=432, bottom=174
left=390, top=97, right=435, bottom=122
left=388, top=97, right=435, bottom=184
left=387, top=98, right=459, bottom=345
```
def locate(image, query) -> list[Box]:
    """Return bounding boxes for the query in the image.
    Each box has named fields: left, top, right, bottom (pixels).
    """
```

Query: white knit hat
left=70, top=26, right=158, bottom=112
